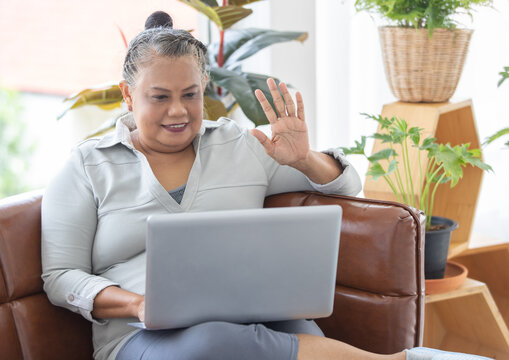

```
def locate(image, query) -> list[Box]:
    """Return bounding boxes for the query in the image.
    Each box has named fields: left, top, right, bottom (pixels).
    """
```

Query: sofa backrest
left=0, top=191, right=424, bottom=359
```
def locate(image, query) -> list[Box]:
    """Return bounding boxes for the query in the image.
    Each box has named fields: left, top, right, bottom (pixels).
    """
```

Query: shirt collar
left=94, top=113, right=224, bottom=150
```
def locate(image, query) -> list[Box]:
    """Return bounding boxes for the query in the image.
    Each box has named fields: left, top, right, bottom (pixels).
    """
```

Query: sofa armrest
left=264, top=191, right=425, bottom=354
left=0, top=191, right=94, bottom=360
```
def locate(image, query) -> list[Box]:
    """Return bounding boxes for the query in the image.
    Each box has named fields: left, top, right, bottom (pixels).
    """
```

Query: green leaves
left=355, top=0, right=492, bottom=35
left=361, top=113, right=393, bottom=129
left=179, top=1, right=307, bottom=126
left=366, top=160, right=398, bottom=180
left=342, top=112, right=491, bottom=227
left=498, top=66, right=509, bottom=87
left=341, top=136, right=367, bottom=156
left=366, top=162, right=386, bottom=180
left=209, top=28, right=308, bottom=68
left=208, top=67, right=282, bottom=126
left=178, top=0, right=255, bottom=30
left=433, top=143, right=492, bottom=187
left=205, top=28, right=307, bottom=125
left=368, top=148, right=396, bottom=162
left=483, top=127, right=509, bottom=148
left=58, top=83, right=123, bottom=120
left=420, top=136, right=437, bottom=151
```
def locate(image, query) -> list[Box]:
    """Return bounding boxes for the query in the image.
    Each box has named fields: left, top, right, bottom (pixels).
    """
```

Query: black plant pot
left=424, top=216, right=459, bottom=279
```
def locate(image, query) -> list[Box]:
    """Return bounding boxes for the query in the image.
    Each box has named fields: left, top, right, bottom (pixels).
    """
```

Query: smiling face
left=120, top=55, right=206, bottom=154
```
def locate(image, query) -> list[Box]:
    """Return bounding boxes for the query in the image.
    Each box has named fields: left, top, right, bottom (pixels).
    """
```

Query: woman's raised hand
left=250, top=78, right=310, bottom=166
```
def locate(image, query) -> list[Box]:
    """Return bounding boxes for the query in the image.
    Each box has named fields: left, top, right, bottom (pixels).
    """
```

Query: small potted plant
left=355, top=0, right=493, bottom=102
left=342, top=114, right=492, bottom=279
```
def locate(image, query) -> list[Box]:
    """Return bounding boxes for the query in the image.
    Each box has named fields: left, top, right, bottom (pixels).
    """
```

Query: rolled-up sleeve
left=305, top=147, right=362, bottom=196
left=244, top=129, right=362, bottom=197
left=41, top=148, right=119, bottom=325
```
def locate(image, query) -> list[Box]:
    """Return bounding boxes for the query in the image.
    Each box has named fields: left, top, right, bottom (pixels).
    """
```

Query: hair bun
left=145, top=11, right=173, bottom=30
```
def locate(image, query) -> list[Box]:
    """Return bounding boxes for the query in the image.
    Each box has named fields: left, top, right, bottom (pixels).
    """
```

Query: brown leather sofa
left=0, top=190, right=424, bottom=360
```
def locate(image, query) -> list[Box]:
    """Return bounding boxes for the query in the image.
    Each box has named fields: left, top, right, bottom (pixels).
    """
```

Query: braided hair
left=123, top=11, right=208, bottom=87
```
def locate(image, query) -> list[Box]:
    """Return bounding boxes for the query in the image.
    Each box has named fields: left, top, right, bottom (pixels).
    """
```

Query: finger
left=255, top=89, right=278, bottom=124
left=279, top=82, right=296, bottom=117
left=267, top=78, right=286, bottom=118
left=296, top=91, right=305, bottom=121
left=250, top=129, right=275, bottom=156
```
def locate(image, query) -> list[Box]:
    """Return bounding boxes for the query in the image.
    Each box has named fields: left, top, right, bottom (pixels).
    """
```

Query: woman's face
left=121, top=55, right=205, bottom=154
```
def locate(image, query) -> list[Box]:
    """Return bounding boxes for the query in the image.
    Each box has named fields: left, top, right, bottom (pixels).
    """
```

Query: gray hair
left=122, top=27, right=208, bottom=87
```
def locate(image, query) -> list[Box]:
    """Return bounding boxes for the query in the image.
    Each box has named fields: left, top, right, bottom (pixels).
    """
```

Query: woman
left=41, top=11, right=490, bottom=360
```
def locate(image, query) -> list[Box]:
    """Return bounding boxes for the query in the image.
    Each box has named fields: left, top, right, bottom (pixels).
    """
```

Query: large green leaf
left=367, top=162, right=387, bottom=181
left=209, top=67, right=267, bottom=126
left=179, top=0, right=252, bottom=30
left=204, top=95, right=228, bottom=120
left=367, top=148, right=396, bottom=162
left=419, top=136, right=437, bottom=151
left=483, top=127, right=509, bottom=146
left=458, top=144, right=493, bottom=172
left=433, top=143, right=467, bottom=187
left=498, top=66, right=509, bottom=87
left=210, top=28, right=308, bottom=68
left=58, top=83, right=123, bottom=120
left=200, top=0, right=218, bottom=6
left=228, top=0, right=264, bottom=5
left=372, top=133, right=393, bottom=143
left=408, top=126, right=422, bottom=146
left=243, top=72, right=281, bottom=116
left=341, top=136, right=367, bottom=156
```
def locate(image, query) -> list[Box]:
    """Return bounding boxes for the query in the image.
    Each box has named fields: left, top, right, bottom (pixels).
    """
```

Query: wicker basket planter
left=379, top=27, right=473, bottom=103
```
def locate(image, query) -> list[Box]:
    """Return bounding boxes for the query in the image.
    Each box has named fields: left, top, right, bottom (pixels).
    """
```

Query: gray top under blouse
left=168, top=184, right=186, bottom=204
left=41, top=115, right=362, bottom=360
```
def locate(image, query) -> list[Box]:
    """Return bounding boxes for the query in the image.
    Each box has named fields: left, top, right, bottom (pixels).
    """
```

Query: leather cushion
left=0, top=194, right=44, bottom=301
left=11, top=293, right=93, bottom=360
left=265, top=192, right=423, bottom=295
left=316, top=285, right=419, bottom=354
left=0, top=303, right=23, bottom=360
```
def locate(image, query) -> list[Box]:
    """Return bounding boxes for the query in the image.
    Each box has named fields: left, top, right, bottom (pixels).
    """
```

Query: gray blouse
left=41, top=115, right=362, bottom=360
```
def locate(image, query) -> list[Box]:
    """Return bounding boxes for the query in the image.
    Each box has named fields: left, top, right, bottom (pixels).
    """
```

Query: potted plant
left=355, top=0, right=493, bottom=102
left=57, top=0, right=308, bottom=138
left=341, top=113, right=492, bottom=279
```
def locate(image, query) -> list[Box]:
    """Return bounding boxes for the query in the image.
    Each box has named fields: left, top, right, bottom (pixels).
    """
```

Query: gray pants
left=116, top=320, right=324, bottom=360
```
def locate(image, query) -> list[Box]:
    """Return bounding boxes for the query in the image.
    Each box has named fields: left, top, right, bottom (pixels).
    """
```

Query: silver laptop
left=138, top=205, right=342, bottom=330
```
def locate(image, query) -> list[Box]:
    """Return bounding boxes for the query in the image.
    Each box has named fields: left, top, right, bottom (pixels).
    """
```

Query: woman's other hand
left=251, top=78, right=310, bottom=167
left=92, top=286, right=145, bottom=321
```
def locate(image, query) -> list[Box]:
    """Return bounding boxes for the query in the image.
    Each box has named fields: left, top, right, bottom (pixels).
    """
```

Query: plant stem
left=389, top=144, right=408, bottom=204
left=423, top=163, right=444, bottom=229
left=420, top=157, right=435, bottom=211
left=384, top=175, right=402, bottom=203
left=418, top=147, right=423, bottom=206
left=217, top=28, right=225, bottom=96
left=402, top=138, right=416, bottom=208
left=217, top=0, right=228, bottom=96
left=427, top=172, right=447, bottom=230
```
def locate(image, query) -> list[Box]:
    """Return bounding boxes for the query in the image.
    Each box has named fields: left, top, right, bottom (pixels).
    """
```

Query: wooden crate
left=424, top=278, right=509, bottom=359
left=453, top=244, right=509, bottom=329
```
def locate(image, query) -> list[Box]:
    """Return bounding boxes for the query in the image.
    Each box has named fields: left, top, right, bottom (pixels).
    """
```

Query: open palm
left=251, top=78, right=310, bottom=166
